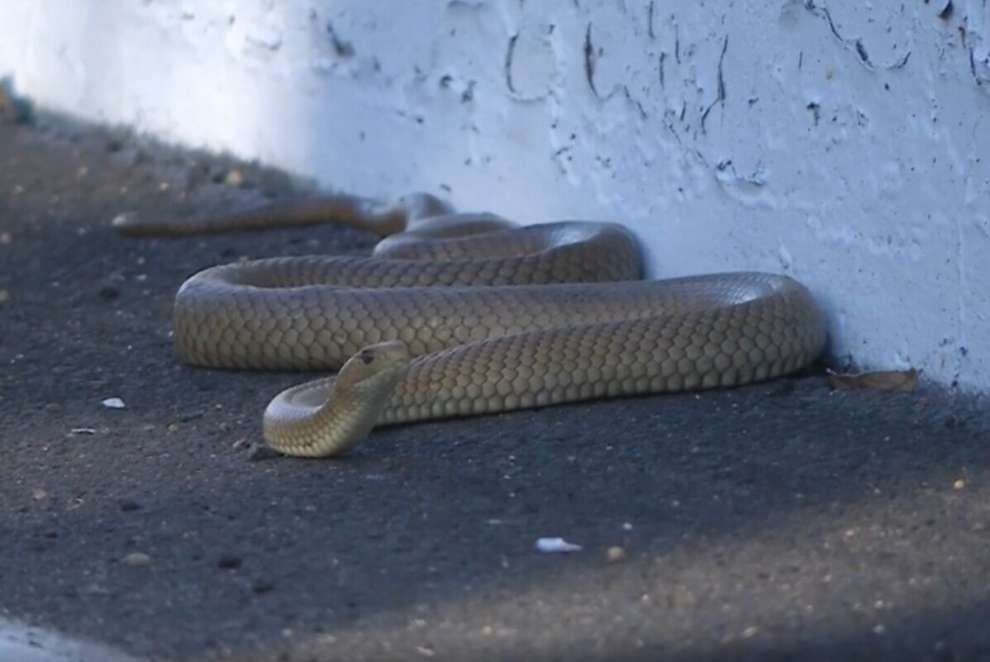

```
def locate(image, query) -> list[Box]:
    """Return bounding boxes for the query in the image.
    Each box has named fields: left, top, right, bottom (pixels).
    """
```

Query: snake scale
left=115, top=193, right=827, bottom=457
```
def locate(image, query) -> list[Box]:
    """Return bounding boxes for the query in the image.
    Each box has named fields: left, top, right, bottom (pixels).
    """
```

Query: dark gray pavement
left=1, top=116, right=989, bottom=661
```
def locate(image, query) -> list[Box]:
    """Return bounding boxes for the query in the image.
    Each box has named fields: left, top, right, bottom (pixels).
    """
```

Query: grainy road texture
left=1, top=116, right=988, bottom=662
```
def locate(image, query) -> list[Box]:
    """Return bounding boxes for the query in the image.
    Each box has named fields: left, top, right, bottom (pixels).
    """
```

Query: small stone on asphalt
left=252, top=579, right=275, bottom=594
left=123, top=552, right=152, bottom=566
left=218, top=555, right=242, bottom=569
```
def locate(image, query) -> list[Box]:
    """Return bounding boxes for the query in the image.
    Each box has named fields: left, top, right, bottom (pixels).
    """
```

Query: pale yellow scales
left=116, top=193, right=827, bottom=457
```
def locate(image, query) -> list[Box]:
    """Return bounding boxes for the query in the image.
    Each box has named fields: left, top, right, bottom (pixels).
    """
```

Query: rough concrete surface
left=1, top=117, right=989, bottom=662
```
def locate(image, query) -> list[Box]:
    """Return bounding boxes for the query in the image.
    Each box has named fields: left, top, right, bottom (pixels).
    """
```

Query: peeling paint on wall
left=0, top=0, right=988, bottom=391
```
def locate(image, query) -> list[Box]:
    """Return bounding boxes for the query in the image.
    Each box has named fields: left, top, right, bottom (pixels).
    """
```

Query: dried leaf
left=828, top=368, right=918, bottom=392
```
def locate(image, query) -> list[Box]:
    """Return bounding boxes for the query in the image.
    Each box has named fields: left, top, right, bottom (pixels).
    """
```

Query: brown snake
left=115, top=193, right=827, bottom=457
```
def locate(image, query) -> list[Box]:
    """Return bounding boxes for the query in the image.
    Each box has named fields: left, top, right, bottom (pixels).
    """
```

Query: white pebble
left=535, top=537, right=582, bottom=553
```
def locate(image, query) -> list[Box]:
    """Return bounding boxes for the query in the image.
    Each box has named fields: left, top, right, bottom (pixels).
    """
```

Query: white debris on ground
left=535, top=537, right=582, bottom=553
left=101, top=397, right=126, bottom=409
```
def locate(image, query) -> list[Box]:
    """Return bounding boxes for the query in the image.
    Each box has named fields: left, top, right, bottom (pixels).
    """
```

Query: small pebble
left=606, top=546, right=626, bottom=562
left=668, top=587, right=697, bottom=608
left=953, top=479, right=966, bottom=490
left=0, top=289, right=8, bottom=303
left=252, top=579, right=275, bottom=594
left=110, top=213, right=134, bottom=229
left=98, top=285, right=120, bottom=301
left=224, top=169, right=245, bottom=187
left=123, top=552, right=152, bottom=566
left=84, top=583, right=110, bottom=596
left=101, top=397, right=126, bottom=409
left=0, top=232, right=11, bottom=244
left=217, top=555, right=242, bottom=570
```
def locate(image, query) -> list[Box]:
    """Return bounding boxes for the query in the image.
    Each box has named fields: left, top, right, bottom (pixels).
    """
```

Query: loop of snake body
left=115, top=193, right=827, bottom=458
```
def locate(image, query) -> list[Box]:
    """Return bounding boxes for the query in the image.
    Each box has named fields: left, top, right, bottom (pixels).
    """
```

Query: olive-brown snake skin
left=115, top=193, right=827, bottom=457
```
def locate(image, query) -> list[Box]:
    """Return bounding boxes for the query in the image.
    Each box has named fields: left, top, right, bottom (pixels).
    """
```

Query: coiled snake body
left=116, top=193, right=827, bottom=457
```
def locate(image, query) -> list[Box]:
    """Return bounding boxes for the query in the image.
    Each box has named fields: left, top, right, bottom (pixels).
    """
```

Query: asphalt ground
left=1, top=115, right=989, bottom=661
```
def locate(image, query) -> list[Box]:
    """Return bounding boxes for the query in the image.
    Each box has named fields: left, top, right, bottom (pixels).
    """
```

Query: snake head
left=262, top=341, right=411, bottom=458
left=337, top=340, right=412, bottom=393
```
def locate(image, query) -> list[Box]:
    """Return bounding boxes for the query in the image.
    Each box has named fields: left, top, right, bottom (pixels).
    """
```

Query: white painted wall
left=2, top=0, right=988, bottom=390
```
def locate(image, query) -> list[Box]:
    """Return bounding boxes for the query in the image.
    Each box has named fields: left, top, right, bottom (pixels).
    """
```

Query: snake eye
left=359, top=351, right=374, bottom=365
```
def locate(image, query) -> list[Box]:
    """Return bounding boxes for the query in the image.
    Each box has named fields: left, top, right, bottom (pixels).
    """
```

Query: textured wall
left=2, top=1, right=988, bottom=390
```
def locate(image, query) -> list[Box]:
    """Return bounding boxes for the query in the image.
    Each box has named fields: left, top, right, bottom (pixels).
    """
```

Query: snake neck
left=260, top=378, right=378, bottom=457
left=262, top=345, right=410, bottom=457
